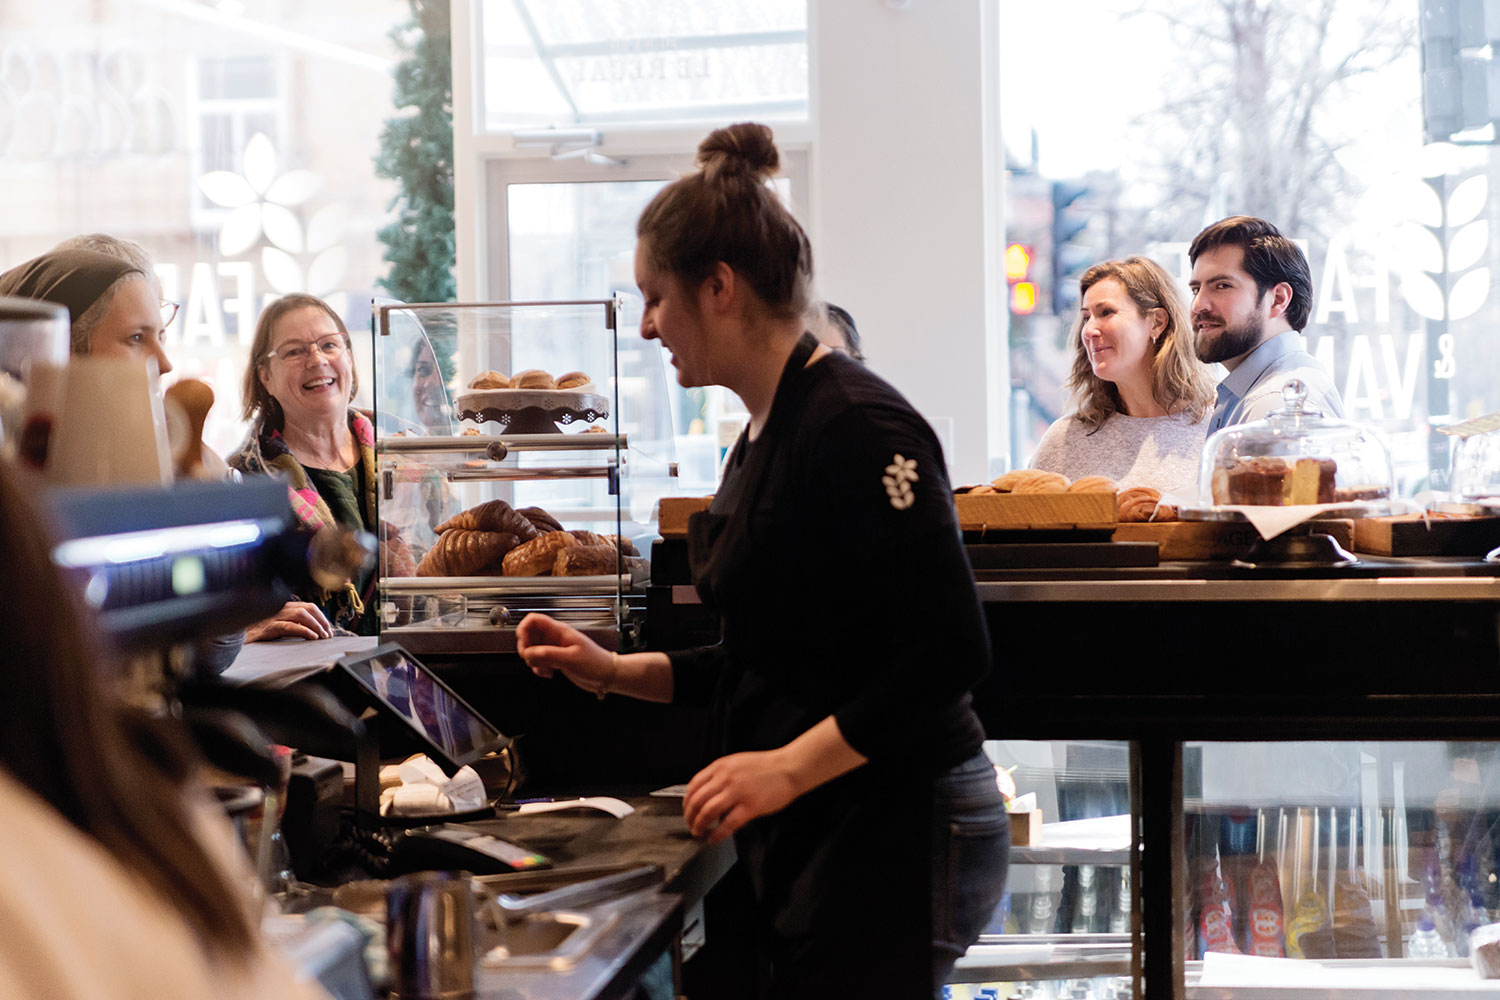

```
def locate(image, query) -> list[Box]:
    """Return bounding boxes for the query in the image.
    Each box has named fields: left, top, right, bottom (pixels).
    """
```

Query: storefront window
left=0, top=1, right=406, bottom=457
left=479, top=0, right=808, bottom=129
left=1002, top=1, right=1482, bottom=494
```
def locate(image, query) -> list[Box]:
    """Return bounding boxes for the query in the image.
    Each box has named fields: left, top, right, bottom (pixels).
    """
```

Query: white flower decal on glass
left=882, top=454, right=918, bottom=511
left=196, top=132, right=349, bottom=305
left=1397, top=160, right=1490, bottom=322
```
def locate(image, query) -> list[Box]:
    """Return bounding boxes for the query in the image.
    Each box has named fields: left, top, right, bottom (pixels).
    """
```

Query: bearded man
left=1188, top=216, right=1343, bottom=433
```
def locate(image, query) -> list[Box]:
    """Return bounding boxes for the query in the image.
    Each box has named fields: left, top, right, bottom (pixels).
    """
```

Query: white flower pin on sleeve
left=882, top=454, right=918, bottom=510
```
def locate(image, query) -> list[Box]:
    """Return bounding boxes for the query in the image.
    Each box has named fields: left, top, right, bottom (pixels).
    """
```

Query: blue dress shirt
left=1207, top=330, right=1343, bottom=434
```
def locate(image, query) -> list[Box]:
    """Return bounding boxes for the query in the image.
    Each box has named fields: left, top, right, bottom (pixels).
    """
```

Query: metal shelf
left=1010, top=845, right=1133, bottom=866
left=949, top=934, right=1132, bottom=984
left=379, top=432, right=626, bottom=454
left=441, top=465, right=617, bottom=483
left=381, top=574, right=629, bottom=595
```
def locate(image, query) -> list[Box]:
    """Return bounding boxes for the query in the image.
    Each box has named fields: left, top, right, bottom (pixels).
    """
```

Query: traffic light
left=1006, top=242, right=1037, bottom=316
left=1420, top=0, right=1500, bottom=142
left=1050, top=180, right=1093, bottom=316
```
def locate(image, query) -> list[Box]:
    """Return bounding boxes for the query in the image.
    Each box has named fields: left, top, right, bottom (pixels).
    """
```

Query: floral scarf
left=228, top=408, right=378, bottom=628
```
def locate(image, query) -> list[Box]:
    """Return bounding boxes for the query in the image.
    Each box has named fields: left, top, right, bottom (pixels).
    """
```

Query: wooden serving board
left=1352, top=514, right=1500, bottom=556
left=1112, top=519, right=1354, bottom=560
left=954, top=491, right=1116, bottom=530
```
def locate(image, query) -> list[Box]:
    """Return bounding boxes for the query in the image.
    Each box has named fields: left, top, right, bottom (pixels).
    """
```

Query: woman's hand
left=246, top=601, right=334, bottom=642
left=683, top=750, right=799, bottom=844
left=516, top=612, right=612, bottom=693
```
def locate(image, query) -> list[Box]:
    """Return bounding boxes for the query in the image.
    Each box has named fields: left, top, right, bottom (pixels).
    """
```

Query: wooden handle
left=165, top=379, right=215, bottom=478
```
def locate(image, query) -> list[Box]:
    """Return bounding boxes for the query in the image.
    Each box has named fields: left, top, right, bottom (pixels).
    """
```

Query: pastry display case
left=1193, top=380, right=1395, bottom=511
left=372, top=298, right=676, bottom=655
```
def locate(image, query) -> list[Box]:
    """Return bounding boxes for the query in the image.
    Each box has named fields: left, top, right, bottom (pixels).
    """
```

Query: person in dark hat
left=0, top=248, right=174, bottom=378
left=0, top=246, right=334, bottom=655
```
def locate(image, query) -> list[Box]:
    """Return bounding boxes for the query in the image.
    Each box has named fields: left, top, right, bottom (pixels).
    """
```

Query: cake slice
left=1287, top=458, right=1337, bottom=505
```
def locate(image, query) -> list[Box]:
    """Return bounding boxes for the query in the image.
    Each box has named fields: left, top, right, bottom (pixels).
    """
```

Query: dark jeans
left=932, top=750, right=1011, bottom=992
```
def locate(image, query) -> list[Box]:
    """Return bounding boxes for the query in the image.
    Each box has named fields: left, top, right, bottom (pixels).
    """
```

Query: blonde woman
left=1030, top=255, right=1215, bottom=492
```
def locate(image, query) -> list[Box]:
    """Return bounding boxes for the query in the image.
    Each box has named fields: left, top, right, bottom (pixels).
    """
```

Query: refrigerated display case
left=948, top=741, right=1136, bottom=1000
left=1182, top=741, right=1500, bottom=997
left=371, top=298, right=676, bottom=656
left=949, top=739, right=1500, bottom=999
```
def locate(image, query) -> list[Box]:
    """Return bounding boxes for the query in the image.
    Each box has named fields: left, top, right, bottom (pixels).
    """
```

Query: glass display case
left=950, top=740, right=1500, bottom=999
left=1182, top=741, right=1500, bottom=996
left=948, top=741, right=1135, bottom=1000
left=372, top=298, right=676, bottom=655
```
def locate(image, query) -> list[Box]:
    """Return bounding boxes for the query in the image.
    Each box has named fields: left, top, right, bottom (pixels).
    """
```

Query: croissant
left=568, top=529, right=612, bottom=548
left=1067, top=476, right=1118, bottom=493
left=1116, top=486, right=1165, bottom=523
left=502, top=530, right=578, bottom=577
left=416, top=529, right=521, bottom=576
left=1011, top=471, right=1070, bottom=494
left=435, top=499, right=539, bottom=539
left=602, top=533, right=639, bottom=557
left=517, top=506, right=564, bottom=534
left=554, top=545, right=619, bottom=576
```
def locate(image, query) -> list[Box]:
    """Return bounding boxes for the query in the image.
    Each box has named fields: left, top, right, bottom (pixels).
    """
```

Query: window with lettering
left=1003, top=1, right=1474, bottom=493
left=0, top=1, right=404, bottom=456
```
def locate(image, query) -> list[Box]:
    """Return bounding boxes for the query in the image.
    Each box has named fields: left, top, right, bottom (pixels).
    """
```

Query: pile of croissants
left=407, top=499, right=638, bottom=577
left=953, top=471, right=1177, bottom=523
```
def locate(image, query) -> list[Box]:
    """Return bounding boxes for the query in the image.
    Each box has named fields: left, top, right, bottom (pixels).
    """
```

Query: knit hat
left=0, top=249, right=140, bottom=325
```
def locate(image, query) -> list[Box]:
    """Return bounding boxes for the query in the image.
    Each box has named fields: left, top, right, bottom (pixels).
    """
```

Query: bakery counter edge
left=973, top=573, right=1500, bottom=603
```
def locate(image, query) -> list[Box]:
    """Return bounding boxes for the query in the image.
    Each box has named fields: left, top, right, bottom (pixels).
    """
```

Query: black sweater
left=668, top=346, right=989, bottom=774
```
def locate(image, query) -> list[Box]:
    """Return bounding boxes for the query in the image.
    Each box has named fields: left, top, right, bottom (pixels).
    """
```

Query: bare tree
left=1122, top=0, right=1411, bottom=247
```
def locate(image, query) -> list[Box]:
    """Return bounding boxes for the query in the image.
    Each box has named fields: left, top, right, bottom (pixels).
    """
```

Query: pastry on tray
left=502, top=529, right=578, bottom=576
left=517, top=505, right=564, bottom=534
left=1010, top=471, right=1070, bottom=494
left=416, top=528, right=521, bottom=576
left=1117, top=486, right=1176, bottom=523
left=556, top=371, right=592, bottom=390
left=468, top=370, right=510, bottom=390
left=435, top=499, right=539, bottom=539
left=554, top=544, right=619, bottom=576
left=1067, top=475, right=1117, bottom=493
left=511, top=369, right=557, bottom=391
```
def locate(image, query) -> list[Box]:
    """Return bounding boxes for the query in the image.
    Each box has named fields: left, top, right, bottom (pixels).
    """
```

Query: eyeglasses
left=160, top=300, right=180, bottom=329
left=265, top=335, right=348, bottom=365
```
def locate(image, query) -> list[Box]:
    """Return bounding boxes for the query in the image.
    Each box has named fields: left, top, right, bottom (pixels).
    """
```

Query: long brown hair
left=1066, top=256, right=1215, bottom=431
left=636, top=122, right=812, bottom=321
left=241, top=293, right=353, bottom=422
left=0, top=460, right=257, bottom=960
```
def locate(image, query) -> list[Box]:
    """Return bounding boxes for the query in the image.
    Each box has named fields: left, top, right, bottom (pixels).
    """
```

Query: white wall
left=808, top=0, right=1008, bottom=485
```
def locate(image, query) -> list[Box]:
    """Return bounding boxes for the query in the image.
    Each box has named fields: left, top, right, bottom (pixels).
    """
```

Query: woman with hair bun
left=515, top=122, right=1007, bottom=998
left=1030, top=255, right=1215, bottom=492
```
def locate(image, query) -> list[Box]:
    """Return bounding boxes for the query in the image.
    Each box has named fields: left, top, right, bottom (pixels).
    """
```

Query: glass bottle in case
left=371, top=298, right=675, bottom=655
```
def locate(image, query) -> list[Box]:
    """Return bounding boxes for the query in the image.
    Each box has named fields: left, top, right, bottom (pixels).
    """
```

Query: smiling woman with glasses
left=230, top=293, right=377, bottom=636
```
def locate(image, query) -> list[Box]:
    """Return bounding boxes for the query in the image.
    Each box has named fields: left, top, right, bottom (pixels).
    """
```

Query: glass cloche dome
left=1199, top=379, right=1395, bottom=507
left=1448, top=423, right=1500, bottom=502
